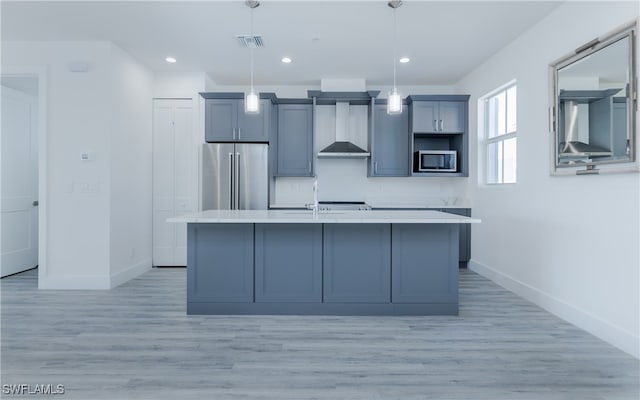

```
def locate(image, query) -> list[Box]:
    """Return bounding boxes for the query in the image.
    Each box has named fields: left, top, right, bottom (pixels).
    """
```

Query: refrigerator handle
left=235, top=152, right=241, bottom=209
left=228, top=152, right=234, bottom=209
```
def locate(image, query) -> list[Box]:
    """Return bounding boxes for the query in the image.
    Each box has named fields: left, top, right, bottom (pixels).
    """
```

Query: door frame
left=2, top=66, right=48, bottom=286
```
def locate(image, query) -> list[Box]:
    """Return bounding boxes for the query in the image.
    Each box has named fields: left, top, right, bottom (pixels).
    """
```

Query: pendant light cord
left=250, top=7, right=255, bottom=92
left=392, top=7, right=397, bottom=91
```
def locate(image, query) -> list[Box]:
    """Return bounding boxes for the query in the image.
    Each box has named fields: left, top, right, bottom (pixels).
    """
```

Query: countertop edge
left=168, top=210, right=481, bottom=224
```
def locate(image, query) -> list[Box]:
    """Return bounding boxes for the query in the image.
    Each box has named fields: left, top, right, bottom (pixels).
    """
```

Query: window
left=482, top=83, right=517, bottom=184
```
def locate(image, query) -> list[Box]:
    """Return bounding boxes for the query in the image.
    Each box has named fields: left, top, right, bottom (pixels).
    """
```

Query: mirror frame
left=550, top=21, right=638, bottom=175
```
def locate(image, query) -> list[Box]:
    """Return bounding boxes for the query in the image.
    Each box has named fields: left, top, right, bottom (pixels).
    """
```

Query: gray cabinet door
left=438, top=101, right=465, bottom=133
left=323, top=224, right=391, bottom=303
left=392, top=224, right=458, bottom=303
left=276, top=104, right=313, bottom=176
left=205, top=98, right=269, bottom=142
left=255, top=224, right=322, bottom=302
left=205, top=99, right=236, bottom=141
left=411, top=101, right=439, bottom=133
left=237, top=99, right=270, bottom=142
left=411, top=101, right=465, bottom=134
left=611, top=100, right=628, bottom=157
left=371, top=104, right=409, bottom=176
left=187, top=224, right=254, bottom=302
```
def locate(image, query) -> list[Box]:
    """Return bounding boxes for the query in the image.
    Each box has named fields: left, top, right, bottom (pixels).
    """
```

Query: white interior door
left=152, top=99, right=194, bottom=266
left=1, top=85, right=38, bottom=277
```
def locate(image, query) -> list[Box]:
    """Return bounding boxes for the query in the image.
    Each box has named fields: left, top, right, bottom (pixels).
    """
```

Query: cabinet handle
left=433, top=119, right=437, bottom=131
left=308, top=161, right=312, bottom=174
left=237, top=127, right=241, bottom=139
left=236, top=152, right=241, bottom=208
left=374, top=162, right=378, bottom=174
left=440, top=120, right=444, bottom=131
left=229, top=153, right=234, bottom=208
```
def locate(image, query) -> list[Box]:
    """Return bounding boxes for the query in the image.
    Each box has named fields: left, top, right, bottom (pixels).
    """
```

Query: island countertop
left=168, top=209, right=481, bottom=224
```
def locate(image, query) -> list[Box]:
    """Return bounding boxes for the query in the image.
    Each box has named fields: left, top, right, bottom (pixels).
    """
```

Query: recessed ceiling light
left=165, top=57, right=177, bottom=63
left=399, top=57, right=410, bottom=64
left=281, top=57, right=292, bottom=64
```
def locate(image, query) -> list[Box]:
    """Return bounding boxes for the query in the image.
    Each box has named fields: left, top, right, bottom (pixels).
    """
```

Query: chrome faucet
left=306, top=178, right=319, bottom=216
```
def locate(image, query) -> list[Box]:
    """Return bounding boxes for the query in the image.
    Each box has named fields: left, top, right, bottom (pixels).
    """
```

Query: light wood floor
left=1, top=268, right=638, bottom=400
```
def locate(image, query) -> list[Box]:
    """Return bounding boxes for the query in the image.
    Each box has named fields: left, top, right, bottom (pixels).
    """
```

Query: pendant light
left=245, top=0, right=260, bottom=114
left=387, top=1, right=403, bottom=115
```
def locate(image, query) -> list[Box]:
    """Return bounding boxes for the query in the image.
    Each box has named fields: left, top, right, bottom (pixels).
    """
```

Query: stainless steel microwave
left=415, top=150, right=457, bottom=172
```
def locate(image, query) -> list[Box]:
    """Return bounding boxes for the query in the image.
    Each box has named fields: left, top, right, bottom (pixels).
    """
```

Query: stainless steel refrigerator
left=202, top=143, right=268, bottom=210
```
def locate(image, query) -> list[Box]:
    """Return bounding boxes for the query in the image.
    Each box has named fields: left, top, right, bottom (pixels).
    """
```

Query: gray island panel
left=255, top=224, right=322, bottom=303
left=187, top=223, right=254, bottom=304
left=323, top=224, right=391, bottom=303
left=392, top=224, right=458, bottom=304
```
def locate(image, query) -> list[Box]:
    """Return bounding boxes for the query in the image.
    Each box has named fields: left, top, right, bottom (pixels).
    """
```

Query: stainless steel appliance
left=317, top=201, right=371, bottom=211
left=415, top=150, right=457, bottom=172
left=317, top=102, right=370, bottom=158
left=202, top=143, right=268, bottom=210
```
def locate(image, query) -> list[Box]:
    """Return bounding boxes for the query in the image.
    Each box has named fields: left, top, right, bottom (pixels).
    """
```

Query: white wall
left=3, top=41, right=113, bottom=288
left=455, top=2, right=639, bottom=357
left=2, top=41, right=155, bottom=289
left=109, top=44, right=154, bottom=286
left=154, top=72, right=208, bottom=99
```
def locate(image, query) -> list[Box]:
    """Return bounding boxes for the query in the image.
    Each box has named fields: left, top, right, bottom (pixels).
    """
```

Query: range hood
left=559, top=98, right=612, bottom=158
left=558, top=88, right=621, bottom=102
left=318, top=102, right=370, bottom=158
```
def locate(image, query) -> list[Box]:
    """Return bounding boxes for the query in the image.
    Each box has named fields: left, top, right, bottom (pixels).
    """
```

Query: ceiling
left=1, top=1, right=563, bottom=86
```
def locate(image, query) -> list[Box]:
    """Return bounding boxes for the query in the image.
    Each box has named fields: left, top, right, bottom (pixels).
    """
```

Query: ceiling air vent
left=236, top=35, right=264, bottom=48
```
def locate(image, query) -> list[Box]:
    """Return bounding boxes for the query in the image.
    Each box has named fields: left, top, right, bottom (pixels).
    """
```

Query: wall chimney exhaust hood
left=309, top=90, right=379, bottom=159
left=318, top=102, right=370, bottom=158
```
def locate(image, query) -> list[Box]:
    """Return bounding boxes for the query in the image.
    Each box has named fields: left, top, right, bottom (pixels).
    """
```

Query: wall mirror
left=550, top=23, right=637, bottom=174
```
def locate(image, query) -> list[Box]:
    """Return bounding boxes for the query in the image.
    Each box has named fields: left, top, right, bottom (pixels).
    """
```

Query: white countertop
left=168, top=209, right=481, bottom=224
left=268, top=203, right=470, bottom=209
left=270, top=198, right=471, bottom=209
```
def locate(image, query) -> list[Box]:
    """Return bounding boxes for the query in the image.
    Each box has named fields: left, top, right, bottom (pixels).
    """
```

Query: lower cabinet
left=392, top=224, right=458, bottom=304
left=187, top=222, right=459, bottom=315
left=323, top=224, right=391, bottom=303
left=255, top=224, right=322, bottom=302
left=187, top=224, right=254, bottom=303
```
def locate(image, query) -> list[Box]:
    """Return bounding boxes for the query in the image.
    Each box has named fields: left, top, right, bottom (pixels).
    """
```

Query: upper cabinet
left=408, top=95, right=470, bottom=177
left=411, top=100, right=465, bottom=134
left=202, top=95, right=271, bottom=142
left=275, top=102, right=314, bottom=177
left=369, top=102, right=409, bottom=177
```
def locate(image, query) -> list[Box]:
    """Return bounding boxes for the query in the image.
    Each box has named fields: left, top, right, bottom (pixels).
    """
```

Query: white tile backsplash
left=273, top=159, right=469, bottom=207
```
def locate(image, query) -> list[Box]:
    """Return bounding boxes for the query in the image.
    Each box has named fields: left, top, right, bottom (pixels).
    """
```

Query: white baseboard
left=110, top=258, right=152, bottom=288
left=37, top=258, right=152, bottom=290
left=38, top=274, right=111, bottom=290
left=469, top=260, right=639, bottom=359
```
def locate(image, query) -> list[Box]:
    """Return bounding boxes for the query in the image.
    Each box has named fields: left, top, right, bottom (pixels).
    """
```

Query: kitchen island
left=169, top=209, right=480, bottom=316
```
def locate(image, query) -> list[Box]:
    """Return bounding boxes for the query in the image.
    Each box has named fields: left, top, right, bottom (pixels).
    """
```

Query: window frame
left=481, top=81, right=517, bottom=185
